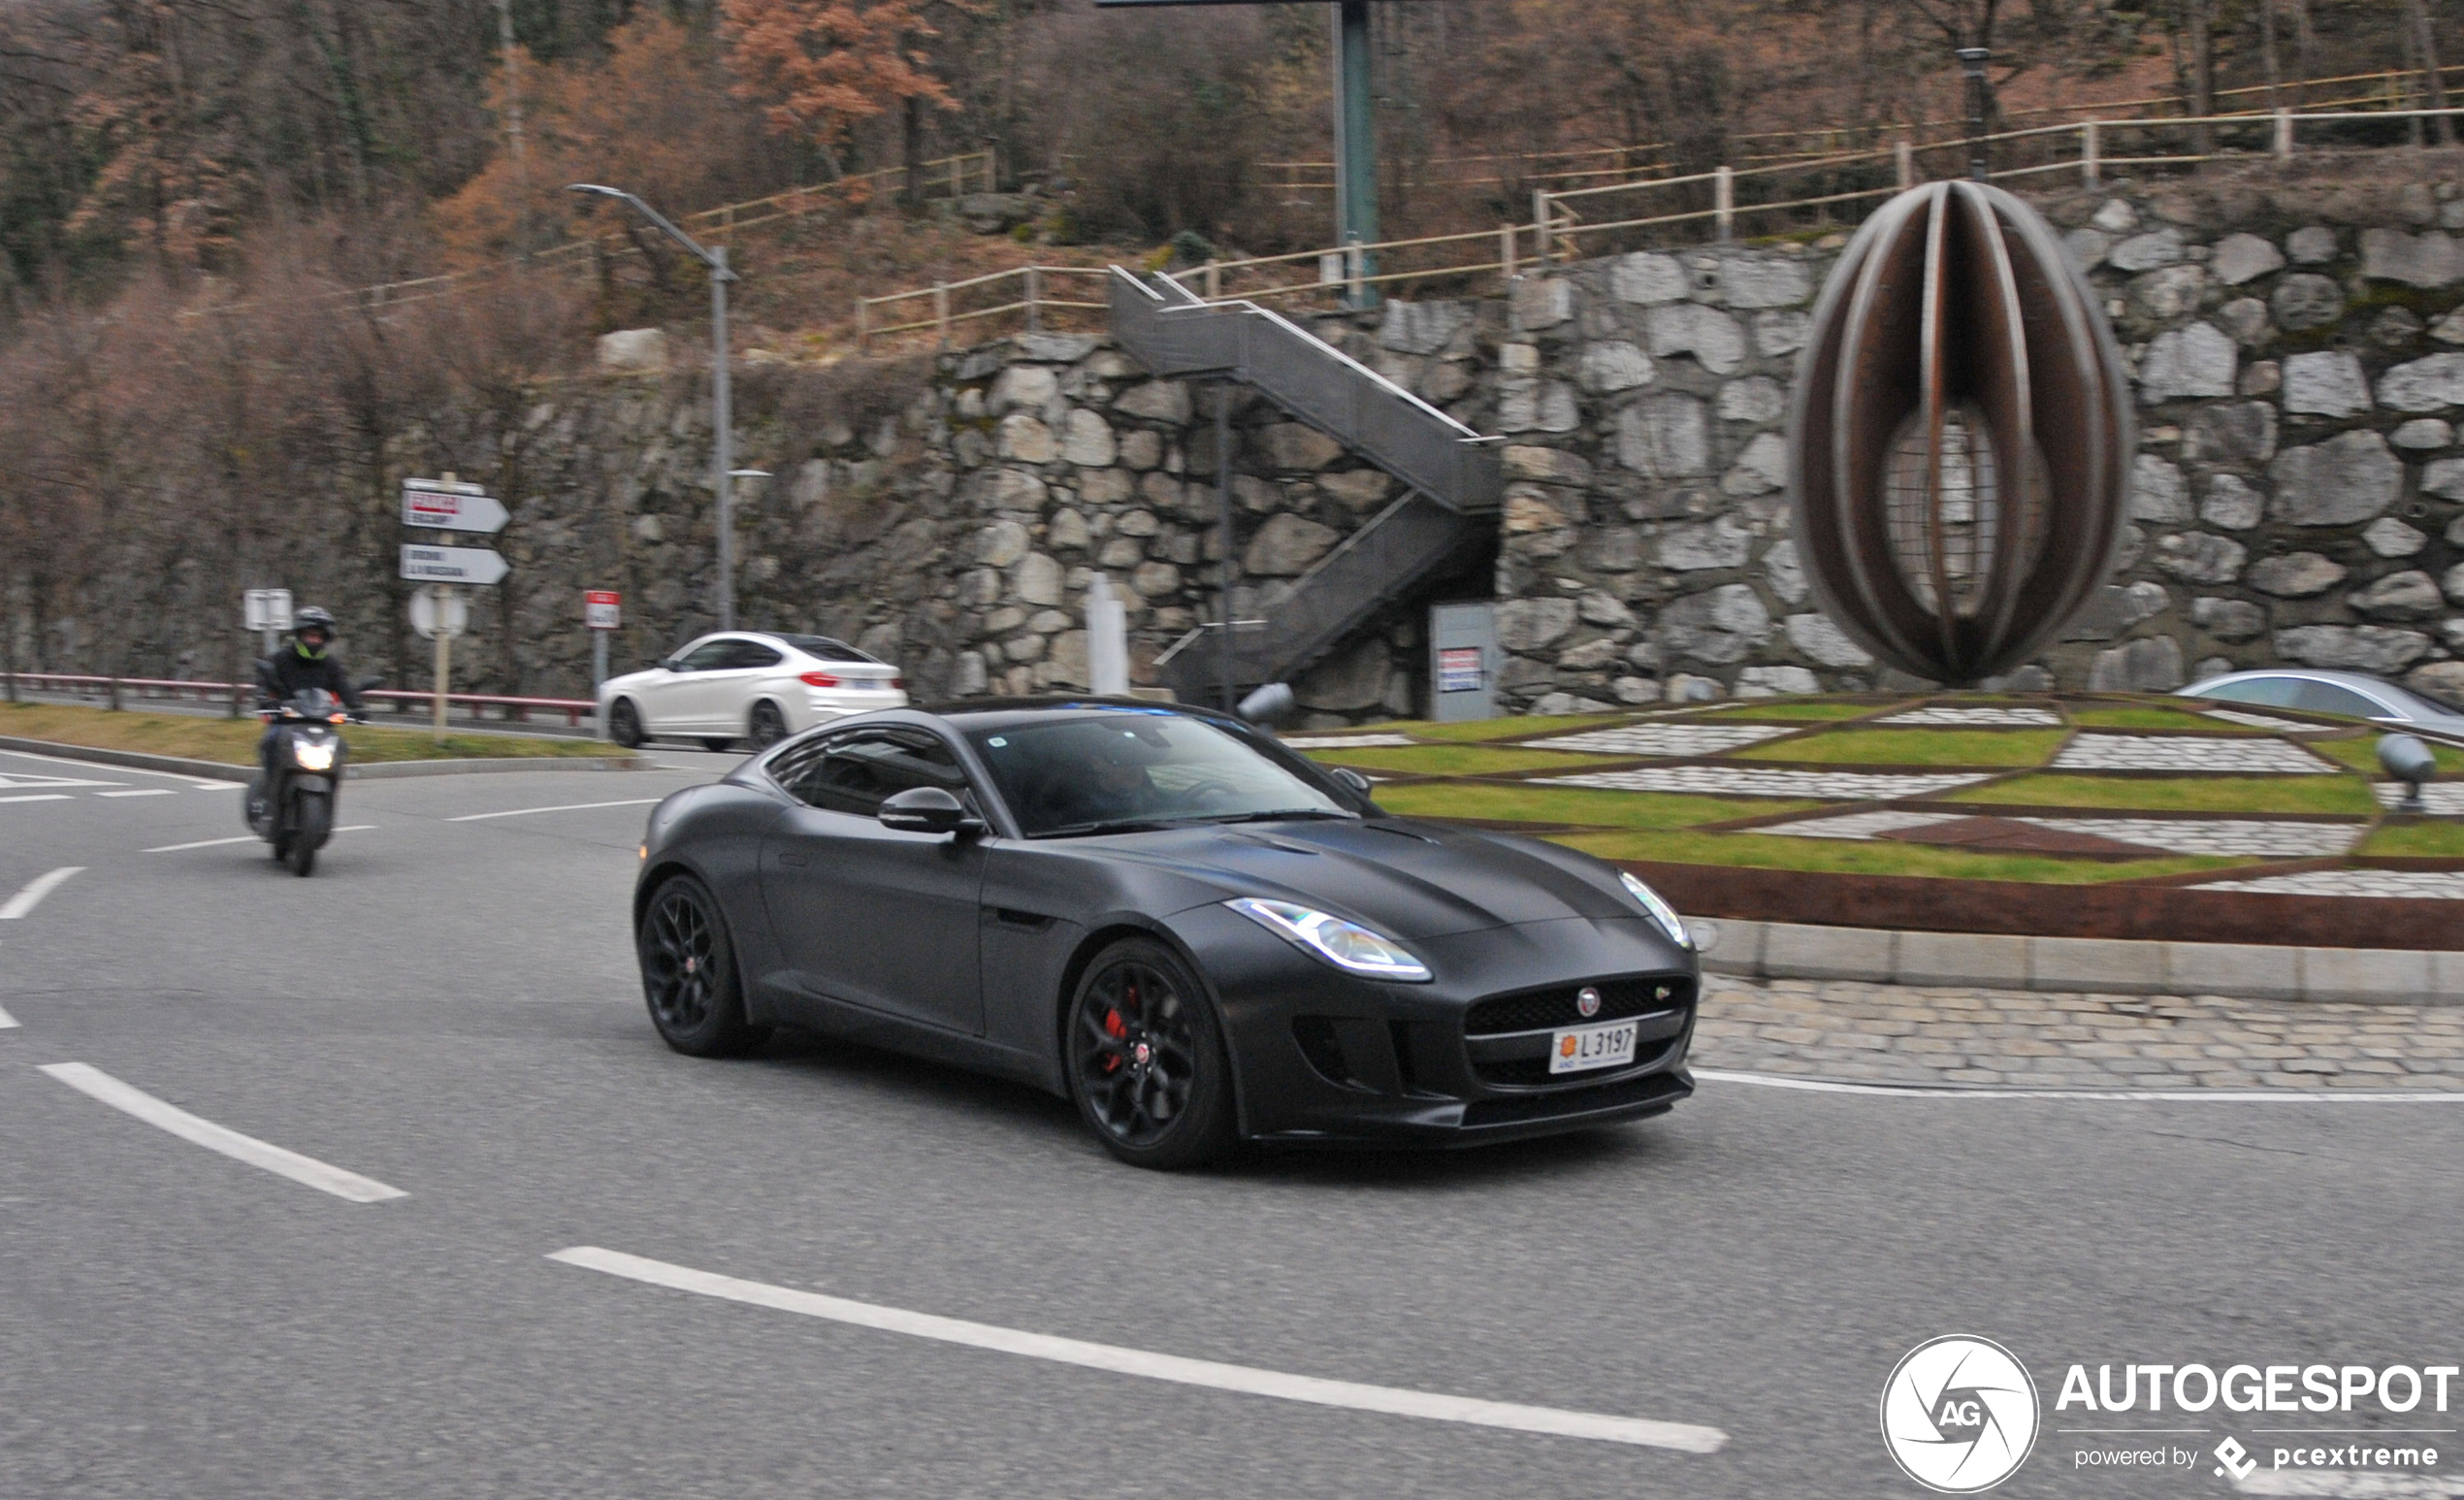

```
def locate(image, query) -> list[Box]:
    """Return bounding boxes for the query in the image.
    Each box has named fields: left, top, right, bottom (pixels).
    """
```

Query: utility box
left=1428, top=602, right=1497, bottom=723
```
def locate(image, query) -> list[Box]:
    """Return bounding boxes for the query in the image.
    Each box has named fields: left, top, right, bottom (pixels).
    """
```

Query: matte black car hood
left=1092, top=817, right=1638, bottom=939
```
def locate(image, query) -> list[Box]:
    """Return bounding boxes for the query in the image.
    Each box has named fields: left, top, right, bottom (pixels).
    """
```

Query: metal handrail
left=6, top=671, right=598, bottom=726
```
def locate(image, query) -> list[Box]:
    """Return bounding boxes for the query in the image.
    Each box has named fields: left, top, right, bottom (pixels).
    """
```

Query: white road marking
left=38, top=1062, right=406, bottom=1203
left=1695, top=1068, right=2464, bottom=1103
left=0, top=748, right=224, bottom=789
left=146, top=834, right=258, bottom=853
left=550, top=1246, right=1729, bottom=1453
left=0, top=1002, right=16, bottom=1029
left=0, top=795, right=72, bottom=805
left=95, top=789, right=177, bottom=799
left=447, top=799, right=660, bottom=822
left=0, top=867, right=83, bottom=920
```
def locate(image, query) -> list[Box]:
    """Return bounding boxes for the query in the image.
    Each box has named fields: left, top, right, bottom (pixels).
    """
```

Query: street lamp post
left=568, top=183, right=743, bottom=631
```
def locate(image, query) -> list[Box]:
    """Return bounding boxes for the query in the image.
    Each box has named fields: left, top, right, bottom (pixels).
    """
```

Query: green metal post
left=1333, top=0, right=1379, bottom=309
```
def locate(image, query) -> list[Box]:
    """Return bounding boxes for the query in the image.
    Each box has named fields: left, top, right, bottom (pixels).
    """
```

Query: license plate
left=1550, top=1018, right=1638, bottom=1074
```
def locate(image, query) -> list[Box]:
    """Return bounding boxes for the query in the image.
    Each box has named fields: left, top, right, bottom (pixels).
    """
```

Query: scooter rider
left=257, top=606, right=365, bottom=782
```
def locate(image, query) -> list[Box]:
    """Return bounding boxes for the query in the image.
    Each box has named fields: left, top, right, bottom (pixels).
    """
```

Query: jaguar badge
left=1576, top=987, right=1603, bottom=1019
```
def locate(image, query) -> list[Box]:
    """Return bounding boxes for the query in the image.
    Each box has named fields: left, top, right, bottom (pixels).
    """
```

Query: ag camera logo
left=1881, top=1336, right=2042, bottom=1492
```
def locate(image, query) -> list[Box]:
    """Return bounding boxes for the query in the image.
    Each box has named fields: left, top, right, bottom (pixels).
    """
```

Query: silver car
left=600, top=632, right=908, bottom=751
left=2179, top=668, right=2464, bottom=743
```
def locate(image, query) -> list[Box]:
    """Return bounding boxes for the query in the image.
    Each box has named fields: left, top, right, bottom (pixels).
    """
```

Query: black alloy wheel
left=749, top=700, right=789, bottom=749
left=637, top=875, right=768, bottom=1057
left=1066, top=938, right=1235, bottom=1169
left=608, top=699, right=644, bottom=749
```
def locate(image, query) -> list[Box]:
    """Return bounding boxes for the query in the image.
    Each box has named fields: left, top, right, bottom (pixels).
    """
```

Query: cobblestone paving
left=2024, top=817, right=2364, bottom=858
left=2052, top=734, right=2338, bottom=773
left=1527, top=723, right=1792, bottom=756
left=1760, top=809, right=1961, bottom=840
left=1540, top=766, right=1995, bottom=799
left=2202, top=708, right=2325, bottom=733
left=2373, top=783, right=2464, bottom=815
left=1695, top=978, right=2464, bottom=1089
left=1280, top=734, right=1418, bottom=748
left=2190, top=869, right=2464, bottom=898
left=1873, top=706, right=2063, bottom=726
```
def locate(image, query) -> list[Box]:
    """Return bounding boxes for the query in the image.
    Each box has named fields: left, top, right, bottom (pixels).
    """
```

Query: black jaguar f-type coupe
left=632, top=699, right=1701, bottom=1168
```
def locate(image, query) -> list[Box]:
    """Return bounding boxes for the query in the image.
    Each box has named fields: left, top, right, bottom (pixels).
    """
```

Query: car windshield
left=770, top=634, right=879, bottom=664
left=966, top=713, right=1350, bottom=836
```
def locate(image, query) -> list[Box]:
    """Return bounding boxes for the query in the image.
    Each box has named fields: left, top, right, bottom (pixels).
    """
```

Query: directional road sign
left=403, top=479, right=509, bottom=535
left=585, top=591, right=622, bottom=631
left=243, top=589, right=293, bottom=633
left=409, top=584, right=470, bottom=640
left=401, top=544, right=509, bottom=586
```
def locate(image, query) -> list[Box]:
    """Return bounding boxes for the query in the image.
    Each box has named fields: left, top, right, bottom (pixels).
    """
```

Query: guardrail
left=4, top=672, right=598, bottom=727
left=863, top=102, right=2464, bottom=351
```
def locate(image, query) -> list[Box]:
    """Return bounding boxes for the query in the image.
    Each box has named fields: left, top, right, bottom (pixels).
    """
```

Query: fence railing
left=5, top=671, right=598, bottom=726
left=862, top=102, right=2464, bottom=352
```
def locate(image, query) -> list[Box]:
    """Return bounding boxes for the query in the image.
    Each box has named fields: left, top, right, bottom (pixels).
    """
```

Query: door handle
left=778, top=852, right=809, bottom=867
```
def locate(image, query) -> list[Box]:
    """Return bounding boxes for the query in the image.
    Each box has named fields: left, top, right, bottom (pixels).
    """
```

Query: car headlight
left=291, top=739, right=337, bottom=771
left=1619, top=871, right=1692, bottom=949
left=1226, top=897, right=1432, bottom=982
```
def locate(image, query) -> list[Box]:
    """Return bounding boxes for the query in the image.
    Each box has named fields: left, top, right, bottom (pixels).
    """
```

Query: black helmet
left=293, top=605, right=338, bottom=657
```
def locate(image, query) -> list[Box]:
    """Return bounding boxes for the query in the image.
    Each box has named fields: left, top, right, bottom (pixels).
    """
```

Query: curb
left=0, top=735, right=642, bottom=783
left=1694, top=918, right=2463, bottom=1005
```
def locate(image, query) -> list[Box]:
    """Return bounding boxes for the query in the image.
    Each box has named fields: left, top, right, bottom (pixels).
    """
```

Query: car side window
left=783, top=730, right=970, bottom=818
left=725, top=640, right=784, bottom=669
left=675, top=641, right=733, bottom=671
left=2289, top=680, right=2386, bottom=719
left=2200, top=676, right=2297, bottom=706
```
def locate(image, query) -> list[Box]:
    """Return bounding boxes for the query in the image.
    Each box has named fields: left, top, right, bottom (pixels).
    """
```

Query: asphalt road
left=3, top=745, right=2458, bottom=1499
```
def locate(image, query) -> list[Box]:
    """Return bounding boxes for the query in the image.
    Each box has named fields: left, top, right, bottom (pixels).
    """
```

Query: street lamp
left=568, top=182, right=744, bottom=631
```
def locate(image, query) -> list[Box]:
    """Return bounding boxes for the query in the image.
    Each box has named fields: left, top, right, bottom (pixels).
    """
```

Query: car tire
left=748, top=700, right=789, bottom=749
left=698, top=737, right=736, bottom=753
left=636, top=874, right=770, bottom=1058
left=608, top=698, right=644, bottom=749
left=1064, top=937, right=1237, bottom=1170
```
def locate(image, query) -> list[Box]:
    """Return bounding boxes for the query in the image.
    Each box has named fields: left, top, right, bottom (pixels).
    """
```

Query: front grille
left=1463, top=976, right=1694, bottom=1037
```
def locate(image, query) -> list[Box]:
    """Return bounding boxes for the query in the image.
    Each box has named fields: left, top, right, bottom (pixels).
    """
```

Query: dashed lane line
left=549, top=1246, right=1730, bottom=1453
left=0, top=867, right=83, bottom=920
left=0, top=1003, right=16, bottom=1030
left=0, top=747, right=227, bottom=789
left=0, top=795, right=72, bottom=805
left=37, top=1062, right=406, bottom=1203
left=446, top=799, right=662, bottom=823
left=95, top=789, right=177, bottom=799
left=145, top=827, right=373, bottom=854
left=1695, top=1068, right=2464, bottom=1102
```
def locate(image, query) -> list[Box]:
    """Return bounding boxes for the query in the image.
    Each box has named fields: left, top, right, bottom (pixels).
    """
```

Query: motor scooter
left=244, top=668, right=380, bottom=876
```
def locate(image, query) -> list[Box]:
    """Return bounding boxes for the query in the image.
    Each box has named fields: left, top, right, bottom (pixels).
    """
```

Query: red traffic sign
left=585, top=591, right=622, bottom=631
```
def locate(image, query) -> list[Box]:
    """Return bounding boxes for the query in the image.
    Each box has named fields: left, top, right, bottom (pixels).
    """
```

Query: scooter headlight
left=291, top=739, right=337, bottom=771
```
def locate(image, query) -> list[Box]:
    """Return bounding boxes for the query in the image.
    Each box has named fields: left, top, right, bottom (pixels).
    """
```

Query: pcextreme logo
left=1881, top=1336, right=2043, bottom=1493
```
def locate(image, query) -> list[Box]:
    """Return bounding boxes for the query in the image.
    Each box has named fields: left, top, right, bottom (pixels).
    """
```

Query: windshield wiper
left=1204, top=808, right=1359, bottom=825
left=1035, top=817, right=1184, bottom=837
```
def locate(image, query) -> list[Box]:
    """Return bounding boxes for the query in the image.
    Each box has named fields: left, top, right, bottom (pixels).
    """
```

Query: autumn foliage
left=722, top=0, right=970, bottom=159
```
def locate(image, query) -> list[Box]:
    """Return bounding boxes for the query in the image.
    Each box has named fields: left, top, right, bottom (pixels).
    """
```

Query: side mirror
left=879, top=785, right=982, bottom=836
left=356, top=674, right=386, bottom=693
left=253, top=658, right=277, bottom=691
left=1331, top=766, right=1374, bottom=796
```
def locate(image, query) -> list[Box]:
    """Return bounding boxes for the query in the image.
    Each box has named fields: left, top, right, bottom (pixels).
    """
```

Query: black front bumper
left=1167, top=906, right=1700, bottom=1147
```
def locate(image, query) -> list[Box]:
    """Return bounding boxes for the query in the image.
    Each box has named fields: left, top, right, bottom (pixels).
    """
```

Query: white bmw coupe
left=600, top=632, right=908, bottom=751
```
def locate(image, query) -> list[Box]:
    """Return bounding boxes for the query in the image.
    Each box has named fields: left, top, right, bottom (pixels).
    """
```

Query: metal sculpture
left=1786, top=180, right=2133, bottom=686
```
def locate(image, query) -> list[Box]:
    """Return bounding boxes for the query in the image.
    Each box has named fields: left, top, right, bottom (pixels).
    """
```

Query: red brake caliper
left=1101, top=1007, right=1126, bottom=1071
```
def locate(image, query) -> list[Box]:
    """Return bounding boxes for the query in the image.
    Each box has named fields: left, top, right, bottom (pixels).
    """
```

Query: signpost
left=243, top=589, right=294, bottom=659
left=585, top=590, right=621, bottom=689
left=401, top=473, right=508, bottom=738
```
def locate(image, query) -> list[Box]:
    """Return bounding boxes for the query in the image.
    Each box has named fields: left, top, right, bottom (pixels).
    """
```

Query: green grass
left=1550, top=828, right=2252, bottom=884
left=1399, top=713, right=1632, bottom=743
left=1950, top=771, right=2380, bottom=816
left=1312, top=744, right=1629, bottom=776
left=0, top=701, right=627, bottom=766
left=1372, top=781, right=1821, bottom=830
left=2308, top=735, right=2464, bottom=776
left=1735, top=728, right=2066, bottom=766
left=2359, top=822, right=2464, bottom=858
left=2070, top=705, right=2263, bottom=734
left=1697, top=701, right=1881, bottom=722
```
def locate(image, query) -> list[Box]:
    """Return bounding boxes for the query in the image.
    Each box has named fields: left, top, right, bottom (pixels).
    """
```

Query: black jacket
left=261, top=645, right=363, bottom=713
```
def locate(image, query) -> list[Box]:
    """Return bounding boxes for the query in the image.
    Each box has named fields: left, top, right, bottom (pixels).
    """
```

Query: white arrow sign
left=401, top=543, right=509, bottom=586
left=402, top=480, right=509, bottom=535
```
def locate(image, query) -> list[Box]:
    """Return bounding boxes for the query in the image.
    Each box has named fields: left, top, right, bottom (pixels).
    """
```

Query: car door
left=698, top=638, right=786, bottom=739
left=2289, top=678, right=2400, bottom=724
left=647, top=638, right=733, bottom=734
left=759, top=727, right=988, bottom=1035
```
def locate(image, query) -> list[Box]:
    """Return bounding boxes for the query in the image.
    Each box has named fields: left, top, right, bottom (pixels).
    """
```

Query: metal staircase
left=1108, top=270, right=1503, bottom=703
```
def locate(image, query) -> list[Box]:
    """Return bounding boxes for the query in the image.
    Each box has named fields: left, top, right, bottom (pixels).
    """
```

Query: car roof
left=917, top=696, right=1243, bottom=733
left=2186, top=668, right=2464, bottom=723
